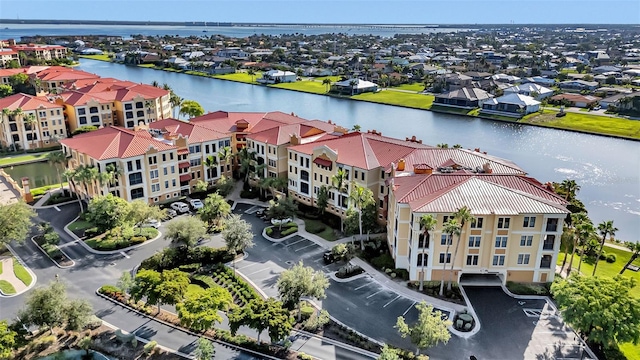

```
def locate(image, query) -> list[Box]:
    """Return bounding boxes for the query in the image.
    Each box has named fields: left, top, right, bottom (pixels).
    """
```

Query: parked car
left=164, top=209, right=177, bottom=219
left=323, top=251, right=336, bottom=265
left=171, top=201, right=190, bottom=214
left=143, top=219, right=161, bottom=229
left=593, top=105, right=601, bottom=111
left=189, top=199, right=204, bottom=210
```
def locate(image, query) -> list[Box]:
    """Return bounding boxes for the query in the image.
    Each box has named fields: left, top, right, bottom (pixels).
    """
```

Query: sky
left=1, top=0, right=639, bottom=24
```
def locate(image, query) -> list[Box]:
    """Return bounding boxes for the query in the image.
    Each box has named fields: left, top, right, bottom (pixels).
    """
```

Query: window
left=466, top=255, right=479, bottom=266
left=136, top=102, right=144, bottom=109
left=148, top=156, right=157, bottom=165
left=41, top=121, right=48, bottom=128
left=91, top=115, right=100, bottom=123
left=305, top=158, right=309, bottom=168
left=523, top=216, right=536, bottom=228
left=468, top=236, right=481, bottom=247
left=517, top=254, right=530, bottom=265
left=150, top=170, right=158, bottom=179
left=379, top=199, right=384, bottom=208
left=439, top=253, right=451, bottom=264
left=136, top=160, right=141, bottom=170
left=190, top=158, right=202, bottom=167
left=172, top=179, right=176, bottom=187
left=543, top=235, right=555, bottom=250
left=418, top=233, right=429, bottom=248
left=170, top=152, right=174, bottom=160
left=125, top=103, right=133, bottom=110
left=79, top=116, right=87, bottom=125
left=492, top=255, right=505, bottom=266
left=162, top=154, right=166, bottom=162
left=546, top=218, right=559, bottom=232
left=164, top=180, right=169, bottom=189
left=540, top=255, right=552, bottom=268
left=520, top=235, right=533, bottom=247
left=470, top=218, right=483, bottom=228
left=89, top=106, right=98, bottom=113
left=130, top=187, right=144, bottom=199
left=443, top=215, right=453, bottom=224
left=440, top=234, right=452, bottom=245
left=151, top=183, right=160, bottom=192
left=129, top=172, right=143, bottom=185
left=361, top=171, right=365, bottom=181
left=417, top=253, right=427, bottom=266
left=495, top=236, right=508, bottom=248
left=126, top=111, right=133, bottom=119
left=137, top=110, right=144, bottom=117
left=300, top=170, right=309, bottom=182
left=171, top=166, right=175, bottom=174
left=127, top=161, right=133, bottom=172
left=268, top=159, right=276, bottom=167
left=301, top=182, right=309, bottom=195
left=354, top=170, right=358, bottom=179
left=188, top=145, right=201, bottom=153
left=78, top=108, right=86, bottom=115
left=498, top=217, right=510, bottom=229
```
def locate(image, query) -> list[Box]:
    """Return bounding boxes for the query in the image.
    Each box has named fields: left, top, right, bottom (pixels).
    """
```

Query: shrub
left=84, top=227, right=100, bottom=237
left=392, top=269, right=410, bottom=281
left=303, top=309, right=330, bottom=331
left=297, top=353, right=313, bottom=360
left=299, top=304, right=315, bottom=320
left=284, top=222, right=298, bottom=228
left=130, top=236, right=146, bottom=245
left=143, top=340, right=157, bottom=354
left=281, top=227, right=298, bottom=236
left=266, top=227, right=273, bottom=236
left=99, top=285, right=123, bottom=296
left=599, top=251, right=608, bottom=260
left=43, top=231, right=60, bottom=245
left=606, top=254, right=617, bottom=263
left=371, top=253, right=395, bottom=270
left=306, top=222, right=326, bottom=234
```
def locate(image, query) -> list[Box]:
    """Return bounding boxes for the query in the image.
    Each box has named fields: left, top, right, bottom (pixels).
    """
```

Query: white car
left=143, top=219, right=161, bottom=229
left=171, top=201, right=190, bottom=214
left=189, top=199, right=204, bottom=210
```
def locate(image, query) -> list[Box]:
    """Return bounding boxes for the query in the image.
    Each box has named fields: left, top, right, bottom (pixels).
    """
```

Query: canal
left=76, top=59, right=640, bottom=241
left=4, top=161, right=60, bottom=189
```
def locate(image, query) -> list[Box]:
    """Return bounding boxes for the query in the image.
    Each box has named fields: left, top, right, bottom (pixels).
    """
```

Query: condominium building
left=0, top=49, right=20, bottom=67
left=0, top=93, right=66, bottom=151
left=32, top=66, right=100, bottom=94
left=386, top=172, right=567, bottom=284
left=60, top=126, right=182, bottom=204
left=9, top=44, right=68, bottom=61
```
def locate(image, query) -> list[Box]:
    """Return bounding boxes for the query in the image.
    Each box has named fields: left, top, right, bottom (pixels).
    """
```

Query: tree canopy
left=0, top=202, right=36, bottom=246
left=0, top=320, right=16, bottom=359
left=395, top=301, right=452, bottom=355
left=165, top=216, right=207, bottom=248
left=177, top=286, right=233, bottom=331
left=551, top=274, right=640, bottom=348
left=198, top=192, right=231, bottom=230
left=131, top=269, right=190, bottom=313
left=228, top=298, right=293, bottom=343
left=179, top=100, right=205, bottom=118
left=86, top=194, right=131, bottom=232
left=277, top=261, right=329, bottom=320
left=222, top=214, right=254, bottom=255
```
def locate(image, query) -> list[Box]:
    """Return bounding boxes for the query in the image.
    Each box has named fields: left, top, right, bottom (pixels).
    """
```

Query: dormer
left=235, top=119, right=249, bottom=131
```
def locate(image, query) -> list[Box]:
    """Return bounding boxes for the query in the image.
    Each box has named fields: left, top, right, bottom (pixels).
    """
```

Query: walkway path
left=0, top=174, right=20, bottom=205
left=0, top=257, right=28, bottom=293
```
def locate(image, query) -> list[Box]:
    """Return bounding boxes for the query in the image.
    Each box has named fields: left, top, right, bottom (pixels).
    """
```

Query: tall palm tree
left=575, top=220, right=596, bottom=274
left=448, top=207, right=474, bottom=291
left=566, top=212, right=589, bottom=276
left=559, top=179, right=580, bottom=201
left=0, top=108, right=13, bottom=151
left=169, top=93, right=183, bottom=118
left=46, top=151, right=67, bottom=192
left=418, top=214, right=437, bottom=291
left=11, top=108, right=23, bottom=151
left=322, top=78, right=332, bottom=93
left=63, top=168, right=84, bottom=212
left=348, top=183, right=374, bottom=249
left=74, top=165, right=99, bottom=203
left=331, top=168, right=349, bottom=232
left=218, top=146, right=232, bottom=176
left=247, top=69, right=256, bottom=83
left=96, top=171, right=111, bottom=195
left=593, top=220, right=617, bottom=276
left=349, top=79, right=358, bottom=96
left=104, top=163, right=123, bottom=189
left=24, top=113, right=37, bottom=149
left=204, top=155, right=218, bottom=184
left=440, top=219, right=460, bottom=297
left=620, top=242, right=640, bottom=274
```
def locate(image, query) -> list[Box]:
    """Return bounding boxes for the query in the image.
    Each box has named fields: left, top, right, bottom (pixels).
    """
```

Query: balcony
left=543, top=235, right=555, bottom=251
left=539, top=255, right=552, bottom=269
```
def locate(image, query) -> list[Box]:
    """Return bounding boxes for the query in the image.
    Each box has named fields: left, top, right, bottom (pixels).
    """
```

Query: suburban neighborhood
left=0, top=21, right=639, bottom=360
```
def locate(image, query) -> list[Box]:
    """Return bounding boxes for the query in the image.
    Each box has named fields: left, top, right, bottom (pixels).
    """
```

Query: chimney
left=397, top=159, right=405, bottom=171
left=474, top=148, right=480, bottom=152
left=482, top=162, right=492, bottom=174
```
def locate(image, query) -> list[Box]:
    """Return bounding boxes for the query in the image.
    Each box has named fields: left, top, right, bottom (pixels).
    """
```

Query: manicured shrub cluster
left=606, top=254, right=617, bottom=263
left=371, top=253, right=395, bottom=270
left=266, top=227, right=273, bottom=236
left=280, top=226, right=298, bottom=236
left=305, top=221, right=326, bottom=234
left=210, top=265, right=260, bottom=306
left=86, top=226, right=157, bottom=251
left=140, top=247, right=234, bottom=272
left=303, top=309, right=330, bottom=331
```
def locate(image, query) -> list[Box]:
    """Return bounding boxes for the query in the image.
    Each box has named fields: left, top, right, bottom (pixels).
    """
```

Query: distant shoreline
left=0, top=19, right=637, bottom=28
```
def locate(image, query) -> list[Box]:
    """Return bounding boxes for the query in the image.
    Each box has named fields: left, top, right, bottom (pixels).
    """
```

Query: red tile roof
left=395, top=148, right=526, bottom=175
left=247, top=120, right=335, bottom=145
left=392, top=174, right=567, bottom=214
left=0, top=93, right=62, bottom=111
left=149, top=118, right=228, bottom=144
left=58, top=90, right=113, bottom=106
left=191, top=111, right=308, bottom=135
left=60, top=126, right=175, bottom=160
left=289, top=131, right=429, bottom=170
left=35, top=68, right=100, bottom=82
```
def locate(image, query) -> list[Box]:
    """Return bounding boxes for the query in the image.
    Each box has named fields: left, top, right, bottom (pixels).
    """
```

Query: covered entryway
left=459, top=273, right=503, bottom=286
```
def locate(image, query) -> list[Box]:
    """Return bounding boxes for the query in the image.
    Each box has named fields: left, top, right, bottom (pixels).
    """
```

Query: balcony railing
left=540, top=260, right=552, bottom=269
left=543, top=242, right=554, bottom=250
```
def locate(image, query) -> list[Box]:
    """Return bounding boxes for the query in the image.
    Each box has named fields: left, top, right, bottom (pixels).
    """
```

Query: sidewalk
left=0, top=258, right=27, bottom=294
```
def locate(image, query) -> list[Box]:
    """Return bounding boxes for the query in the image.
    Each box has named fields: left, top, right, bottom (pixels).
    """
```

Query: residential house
left=0, top=49, right=20, bottom=67
left=491, top=74, right=521, bottom=84
left=330, top=79, right=378, bottom=95
left=523, top=77, right=556, bottom=87
left=9, top=44, right=68, bottom=61
left=32, top=67, right=101, bottom=95
left=0, top=93, right=67, bottom=151
left=558, top=80, right=598, bottom=92
left=481, top=93, right=541, bottom=116
left=60, top=126, right=181, bottom=204
left=434, top=88, right=494, bottom=108
left=463, top=71, right=492, bottom=81
left=503, top=83, right=554, bottom=100
left=437, top=73, right=472, bottom=91
left=258, top=70, right=297, bottom=84
left=549, top=93, right=601, bottom=108
left=386, top=172, right=568, bottom=283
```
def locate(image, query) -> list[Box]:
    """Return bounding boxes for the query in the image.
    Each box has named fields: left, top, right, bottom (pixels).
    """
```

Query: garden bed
left=84, top=226, right=158, bottom=251
left=407, top=281, right=465, bottom=305
left=43, top=191, right=77, bottom=206
left=265, top=222, right=298, bottom=239
left=32, top=233, right=73, bottom=268
left=335, top=264, right=364, bottom=279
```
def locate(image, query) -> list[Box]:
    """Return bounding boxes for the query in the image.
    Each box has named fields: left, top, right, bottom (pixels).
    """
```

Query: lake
left=3, top=161, right=60, bottom=189
left=71, top=59, right=640, bottom=241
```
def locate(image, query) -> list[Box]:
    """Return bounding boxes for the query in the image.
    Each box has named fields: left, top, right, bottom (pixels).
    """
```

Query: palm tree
left=593, top=220, right=617, bottom=276
left=151, top=80, right=160, bottom=88
left=418, top=214, right=437, bottom=291
left=0, top=108, right=15, bottom=151
left=74, top=165, right=99, bottom=203
left=204, top=155, right=218, bottom=184
left=331, top=168, right=349, bottom=232
left=575, top=220, right=596, bottom=274
left=620, top=242, right=640, bottom=274
left=351, top=124, right=361, bottom=132
left=448, top=207, right=474, bottom=291
left=11, top=108, right=23, bottom=151
left=63, top=168, right=84, bottom=212
left=348, top=183, right=374, bottom=250
left=169, top=93, right=183, bottom=118
left=24, top=113, right=37, bottom=149
left=566, top=212, right=589, bottom=276
left=349, top=79, right=358, bottom=96
left=218, top=146, right=232, bottom=176
left=322, top=78, right=332, bottom=93
left=440, top=219, right=460, bottom=297
left=559, top=179, right=580, bottom=201
left=247, top=69, right=256, bottom=83
left=104, top=163, right=123, bottom=189
left=46, top=151, right=67, bottom=192
left=96, top=171, right=111, bottom=195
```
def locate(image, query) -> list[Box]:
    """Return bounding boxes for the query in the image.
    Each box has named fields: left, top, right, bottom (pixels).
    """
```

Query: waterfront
left=73, top=59, right=640, bottom=241
left=3, top=161, right=59, bottom=188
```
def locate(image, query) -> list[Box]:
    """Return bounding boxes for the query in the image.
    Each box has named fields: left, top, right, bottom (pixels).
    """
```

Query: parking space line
left=402, top=301, right=416, bottom=316
left=294, top=244, right=317, bottom=252
left=366, top=289, right=383, bottom=299
left=238, top=262, right=259, bottom=270
left=313, top=258, right=324, bottom=263
left=354, top=283, right=371, bottom=290
left=54, top=206, right=61, bottom=212
left=120, top=251, right=130, bottom=259
left=284, top=239, right=306, bottom=247
left=248, top=268, right=271, bottom=275
left=383, top=295, right=401, bottom=308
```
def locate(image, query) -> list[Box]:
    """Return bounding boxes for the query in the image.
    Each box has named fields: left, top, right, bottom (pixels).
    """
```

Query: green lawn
left=303, top=218, right=338, bottom=242
left=390, top=83, right=426, bottom=92
left=137, top=63, right=156, bottom=68
left=0, top=280, right=16, bottom=295
left=313, top=76, right=342, bottom=83
left=270, top=80, right=329, bottom=94
left=352, top=91, right=434, bottom=109
left=186, top=283, right=205, bottom=296
left=13, top=259, right=32, bottom=286
left=68, top=219, right=93, bottom=232
left=213, top=72, right=261, bottom=84
left=557, top=245, right=640, bottom=359
left=523, top=110, right=640, bottom=139
left=0, top=152, right=53, bottom=166
left=0, top=260, right=2, bottom=275
left=78, top=54, right=113, bottom=62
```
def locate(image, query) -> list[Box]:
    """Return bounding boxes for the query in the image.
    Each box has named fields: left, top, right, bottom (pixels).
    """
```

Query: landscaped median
left=31, top=224, right=74, bottom=268
left=0, top=248, right=35, bottom=295
left=264, top=221, right=298, bottom=239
